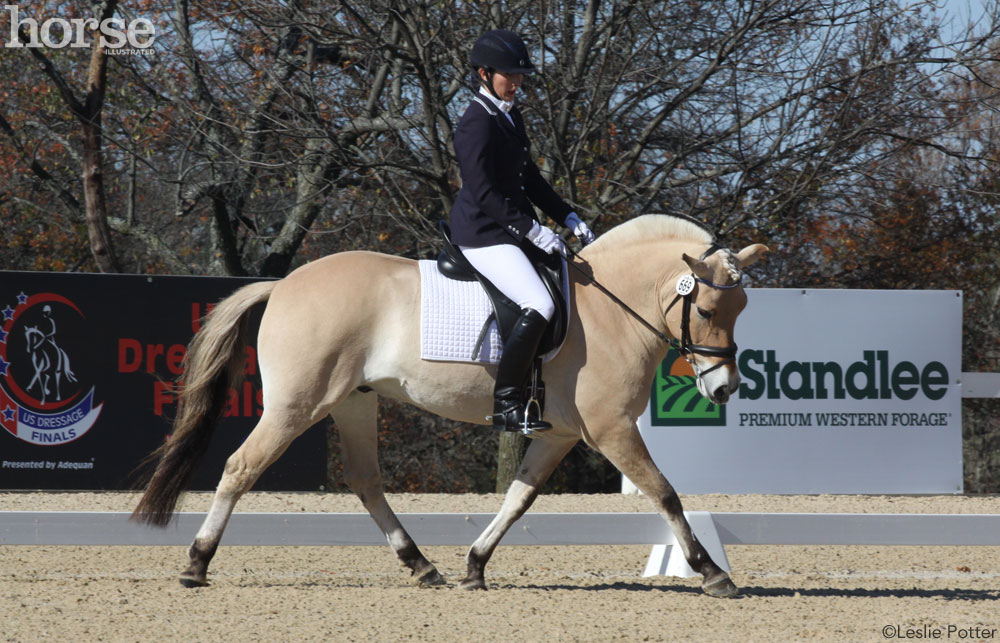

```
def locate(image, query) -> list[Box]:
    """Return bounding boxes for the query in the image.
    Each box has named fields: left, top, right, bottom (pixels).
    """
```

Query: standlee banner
left=0, top=271, right=326, bottom=490
left=639, top=288, right=963, bottom=494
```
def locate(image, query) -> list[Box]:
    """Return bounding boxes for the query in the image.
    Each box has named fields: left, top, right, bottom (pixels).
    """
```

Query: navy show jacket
left=448, top=95, right=573, bottom=251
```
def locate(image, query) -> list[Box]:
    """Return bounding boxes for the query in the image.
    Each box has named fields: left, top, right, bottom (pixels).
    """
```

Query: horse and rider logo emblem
left=0, top=291, right=103, bottom=445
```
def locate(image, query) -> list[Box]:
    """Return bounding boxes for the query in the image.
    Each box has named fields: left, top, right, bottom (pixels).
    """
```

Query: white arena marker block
left=642, top=511, right=730, bottom=578
left=620, top=475, right=642, bottom=495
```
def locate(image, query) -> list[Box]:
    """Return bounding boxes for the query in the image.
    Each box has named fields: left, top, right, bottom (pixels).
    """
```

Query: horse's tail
left=131, top=280, right=277, bottom=527
left=59, top=348, right=77, bottom=383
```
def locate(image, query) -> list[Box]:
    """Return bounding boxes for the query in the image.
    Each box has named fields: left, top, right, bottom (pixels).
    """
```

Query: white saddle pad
left=418, top=259, right=568, bottom=365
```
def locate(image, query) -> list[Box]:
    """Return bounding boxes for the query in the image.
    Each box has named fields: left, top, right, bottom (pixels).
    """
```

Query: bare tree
left=3, top=0, right=122, bottom=272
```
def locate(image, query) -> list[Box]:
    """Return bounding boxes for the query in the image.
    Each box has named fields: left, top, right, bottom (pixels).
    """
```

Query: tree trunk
left=495, top=431, right=526, bottom=493
left=80, top=121, right=118, bottom=272
left=79, top=0, right=120, bottom=273
left=260, top=138, right=337, bottom=277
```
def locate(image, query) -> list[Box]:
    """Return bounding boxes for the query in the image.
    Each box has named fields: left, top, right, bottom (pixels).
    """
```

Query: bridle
left=664, top=243, right=741, bottom=377
left=565, top=242, right=741, bottom=378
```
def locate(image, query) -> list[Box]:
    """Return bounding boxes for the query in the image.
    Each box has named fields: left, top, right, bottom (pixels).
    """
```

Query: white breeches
left=460, top=244, right=555, bottom=321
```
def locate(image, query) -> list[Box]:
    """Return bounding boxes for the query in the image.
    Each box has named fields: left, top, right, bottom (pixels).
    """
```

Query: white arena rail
left=4, top=511, right=1000, bottom=579
left=962, top=372, right=1000, bottom=398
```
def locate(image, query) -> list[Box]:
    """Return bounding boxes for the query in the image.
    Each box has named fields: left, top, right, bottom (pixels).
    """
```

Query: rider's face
left=480, top=68, right=522, bottom=102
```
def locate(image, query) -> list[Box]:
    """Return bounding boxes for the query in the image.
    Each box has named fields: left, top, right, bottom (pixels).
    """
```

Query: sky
left=938, top=0, right=992, bottom=38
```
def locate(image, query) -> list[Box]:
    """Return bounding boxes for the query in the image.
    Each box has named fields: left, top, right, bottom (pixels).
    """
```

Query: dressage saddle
left=436, top=221, right=569, bottom=361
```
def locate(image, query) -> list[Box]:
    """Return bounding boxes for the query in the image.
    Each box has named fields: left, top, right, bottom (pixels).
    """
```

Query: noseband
left=666, top=244, right=740, bottom=377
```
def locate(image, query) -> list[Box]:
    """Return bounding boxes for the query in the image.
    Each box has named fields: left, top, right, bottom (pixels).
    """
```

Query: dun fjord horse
left=132, top=214, right=767, bottom=597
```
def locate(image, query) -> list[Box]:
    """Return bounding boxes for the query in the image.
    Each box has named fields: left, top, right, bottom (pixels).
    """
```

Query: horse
left=25, top=325, right=76, bottom=404
left=131, top=214, right=767, bottom=598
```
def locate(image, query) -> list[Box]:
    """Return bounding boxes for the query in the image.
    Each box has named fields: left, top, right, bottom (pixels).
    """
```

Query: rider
left=41, top=305, right=57, bottom=345
left=449, top=29, right=595, bottom=431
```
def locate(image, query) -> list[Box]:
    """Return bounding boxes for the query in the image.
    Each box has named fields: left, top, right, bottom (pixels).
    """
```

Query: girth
left=436, top=221, right=568, bottom=361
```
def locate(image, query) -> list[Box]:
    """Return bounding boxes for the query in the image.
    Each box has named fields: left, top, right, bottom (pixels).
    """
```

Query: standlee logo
left=738, top=349, right=949, bottom=401
left=649, top=348, right=725, bottom=427
left=3, top=4, right=155, bottom=50
left=0, top=291, right=103, bottom=445
left=651, top=347, right=951, bottom=429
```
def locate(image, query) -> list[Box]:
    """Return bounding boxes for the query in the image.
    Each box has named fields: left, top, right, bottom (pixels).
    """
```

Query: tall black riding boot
left=492, top=308, right=552, bottom=432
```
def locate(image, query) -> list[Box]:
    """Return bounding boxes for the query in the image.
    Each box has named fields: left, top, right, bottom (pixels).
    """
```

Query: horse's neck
left=581, top=237, right=697, bottom=307
left=575, top=240, right=690, bottom=361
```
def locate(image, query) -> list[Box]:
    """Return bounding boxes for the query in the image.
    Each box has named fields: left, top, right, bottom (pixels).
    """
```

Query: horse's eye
left=696, top=307, right=713, bottom=320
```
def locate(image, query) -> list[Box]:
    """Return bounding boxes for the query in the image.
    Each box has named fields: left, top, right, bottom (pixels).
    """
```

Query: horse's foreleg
left=594, top=423, right=738, bottom=598
left=460, top=436, right=577, bottom=590
left=336, top=391, right=445, bottom=586
left=180, top=408, right=306, bottom=588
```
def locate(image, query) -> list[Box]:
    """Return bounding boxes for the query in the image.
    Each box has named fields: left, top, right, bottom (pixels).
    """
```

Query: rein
left=563, top=245, right=672, bottom=345
left=564, top=243, right=740, bottom=376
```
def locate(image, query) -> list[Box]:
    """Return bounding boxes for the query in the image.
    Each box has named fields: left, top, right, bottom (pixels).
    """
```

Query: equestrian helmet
left=469, top=29, right=535, bottom=74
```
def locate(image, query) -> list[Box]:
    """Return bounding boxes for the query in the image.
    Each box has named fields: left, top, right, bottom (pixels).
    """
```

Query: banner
left=638, top=289, right=963, bottom=494
left=0, top=271, right=326, bottom=490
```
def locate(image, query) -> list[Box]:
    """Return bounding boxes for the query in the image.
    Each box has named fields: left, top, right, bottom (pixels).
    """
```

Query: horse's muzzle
left=711, top=384, right=732, bottom=404
left=695, top=359, right=740, bottom=405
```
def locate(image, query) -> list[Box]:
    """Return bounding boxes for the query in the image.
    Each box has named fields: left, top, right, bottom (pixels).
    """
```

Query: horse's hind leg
left=180, top=407, right=308, bottom=587
left=336, top=391, right=445, bottom=586
left=593, top=423, right=738, bottom=598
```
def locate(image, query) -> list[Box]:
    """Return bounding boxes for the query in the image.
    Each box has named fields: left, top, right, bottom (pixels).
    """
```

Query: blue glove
left=565, top=212, right=595, bottom=245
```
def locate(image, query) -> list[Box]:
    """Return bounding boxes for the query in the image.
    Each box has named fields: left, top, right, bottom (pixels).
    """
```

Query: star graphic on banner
left=1, top=406, right=14, bottom=422
left=16, top=292, right=28, bottom=305
left=0, top=355, right=8, bottom=376
left=0, top=327, right=6, bottom=343
left=1, top=306, right=13, bottom=322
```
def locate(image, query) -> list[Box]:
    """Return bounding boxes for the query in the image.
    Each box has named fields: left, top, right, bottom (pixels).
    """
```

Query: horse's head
left=663, top=242, right=768, bottom=405
left=24, top=325, right=42, bottom=347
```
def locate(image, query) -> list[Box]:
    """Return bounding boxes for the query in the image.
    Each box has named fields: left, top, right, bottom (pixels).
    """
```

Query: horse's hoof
left=179, top=574, right=209, bottom=588
left=457, top=577, right=487, bottom=591
left=416, top=568, right=447, bottom=587
left=702, top=573, right=738, bottom=598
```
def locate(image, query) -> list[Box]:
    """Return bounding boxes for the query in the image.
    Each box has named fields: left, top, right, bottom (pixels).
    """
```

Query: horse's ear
left=735, top=244, right=769, bottom=268
left=682, top=253, right=714, bottom=280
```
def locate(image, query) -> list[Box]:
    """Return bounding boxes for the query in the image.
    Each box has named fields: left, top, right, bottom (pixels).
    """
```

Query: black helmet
left=469, top=29, right=535, bottom=74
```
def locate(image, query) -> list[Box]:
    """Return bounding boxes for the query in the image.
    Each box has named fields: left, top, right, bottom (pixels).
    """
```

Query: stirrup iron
left=520, top=396, right=547, bottom=435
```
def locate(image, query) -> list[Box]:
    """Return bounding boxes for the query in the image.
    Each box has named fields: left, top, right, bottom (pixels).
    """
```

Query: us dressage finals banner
left=0, top=271, right=325, bottom=490
left=639, top=288, right=963, bottom=494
